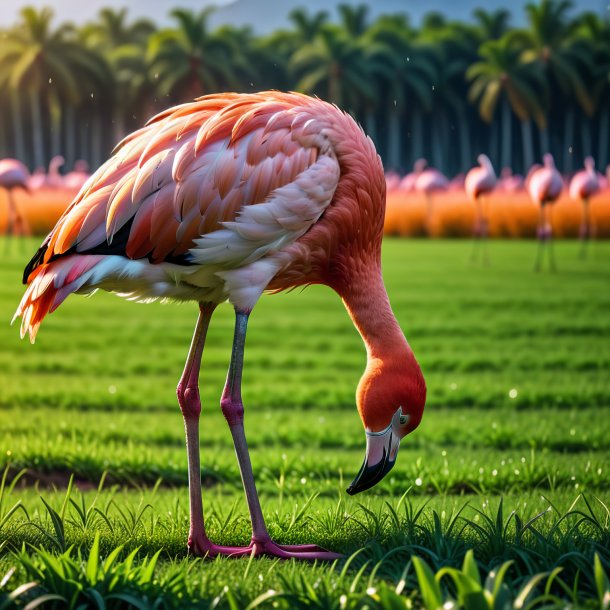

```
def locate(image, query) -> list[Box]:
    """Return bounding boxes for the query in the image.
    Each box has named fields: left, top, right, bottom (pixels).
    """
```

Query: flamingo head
left=347, top=359, right=426, bottom=495
left=543, top=153, right=555, bottom=169
left=584, top=156, right=595, bottom=173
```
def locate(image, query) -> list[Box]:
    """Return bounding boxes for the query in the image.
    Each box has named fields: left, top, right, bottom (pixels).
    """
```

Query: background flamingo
left=399, top=158, right=427, bottom=192
left=569, top=156, right=601, bottom=258
left=63, top=160, right=91, bottom=191
left=15, top=91, right=426, bottom=560
left=0, top=158, right=31, bottom=243
left=27, top=155, right=65, bottom=190
left=498, top=167, right=523, bottom=192
left=465, top=154, right=496, bottom=263
left=414, top=162, right=448, bottom=235
left=528, top=154, right=563, bottom=271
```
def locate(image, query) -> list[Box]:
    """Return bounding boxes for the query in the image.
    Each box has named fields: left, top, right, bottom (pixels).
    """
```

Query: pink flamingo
left=384, top=171, right=401, bottom=192
left=528, top=154, right=563, bottom=271
left=414, top=163, right=448, bottom=235
left=399, top=158, right=427, bottom=192
left=0, top=158, right=31, bottom=242
left=28, top=155, right=65, bottom=190
left=498, top=167, right=523, bottom=192
left=15, top=91, right=426, bottom=560
left=569, top=156, right=600, bottom=257
left=465, top=154, right=496, bottom=262
left=64, top=160, right=91, bottom=191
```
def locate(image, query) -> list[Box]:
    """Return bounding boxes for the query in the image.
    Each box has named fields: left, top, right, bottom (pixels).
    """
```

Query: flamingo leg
left=579, top=199, right=590, bottom=260
left=177, top=303, right=216, bottom=554
left=191, top=309, right=340, bottom=560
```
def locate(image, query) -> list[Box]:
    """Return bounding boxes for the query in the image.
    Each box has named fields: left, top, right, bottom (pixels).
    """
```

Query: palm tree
left=573, top=13, right=610, bottom=167
left=147, top=8, right=245, bottom=102
left=467, top=35, right=547, bottom=170
left=288, top=8, right=329, bottom=44
left=0, top=7, right=111, bottom=168
left=290, top=24, right=373, bottom=113
left=511, top=0, right=594, bottom=168
left=472, top=8, right=511, bottom=41
left=419, top=22, right=479, bottom=173
left=364, top=17, right=436, bottom=169
left=338, top=4, right=370, bottom=39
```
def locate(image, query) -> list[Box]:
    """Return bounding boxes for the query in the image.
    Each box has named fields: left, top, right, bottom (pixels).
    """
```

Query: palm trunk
left=562, top=108, right=574, bottom=173
left=10, top=91, right=27, bottom=165
left=364, top=106, right=377, bottom=150
left=29, top=90, right=45, bottom=169
left=521, top=120, right=534, bottom=172
left=580, top=116, right=592, bottom=158
left=49, top=99, right=62, bottom=158
left=431, top=112, right=444, bottom=169
left=387, top=109, right=401, bottom=171
left=65, top=105, right=76, bottom=167
left=501, top=96, right=512, bottom=170
left=539, top=128, right=550, bottom=157
left=412, top=107, right=424, bottom=163
left=598, top=107, right=609, bottom=169
left=490, top=119, right=498, bottom=169
left=91, top=112, right=103, bottom=169
left=457, top=106, right=471, bottom=171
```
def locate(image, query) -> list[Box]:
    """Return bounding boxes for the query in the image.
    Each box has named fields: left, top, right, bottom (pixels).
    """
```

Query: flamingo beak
left=346, top=410, right=404, bottom=495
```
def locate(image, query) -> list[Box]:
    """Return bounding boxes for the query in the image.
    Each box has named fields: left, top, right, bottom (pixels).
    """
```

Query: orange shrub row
left=385, top=188, right=610, bottom=238
left=1, top=187, right=608, bottom=239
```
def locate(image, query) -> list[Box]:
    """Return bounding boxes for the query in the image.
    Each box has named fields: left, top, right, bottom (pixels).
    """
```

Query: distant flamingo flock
left=1, top=151, right=608, bottom=269
left=385, top=154, right=609, bottom=269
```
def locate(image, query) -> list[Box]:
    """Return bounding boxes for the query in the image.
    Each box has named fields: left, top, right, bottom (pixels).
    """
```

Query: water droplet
left=492, top=469, right=498, bottom=476
left=509, top=388, right=518, bottom=399
left=108, top=385, right=117, bottom=394
left=300, top=477, right=307, bottom=484
left=415, top=477, right=423, bottom=486
left=48, top=78, right=52, bottom=84
left=568, top=146, right=573, bottom=154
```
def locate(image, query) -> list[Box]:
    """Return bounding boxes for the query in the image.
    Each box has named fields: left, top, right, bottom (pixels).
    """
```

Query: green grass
left=0, top=237, right=609, bottom=608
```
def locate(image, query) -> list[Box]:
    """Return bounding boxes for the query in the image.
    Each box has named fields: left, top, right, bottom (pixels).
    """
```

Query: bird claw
left=189, top=535, right=342, bottom=560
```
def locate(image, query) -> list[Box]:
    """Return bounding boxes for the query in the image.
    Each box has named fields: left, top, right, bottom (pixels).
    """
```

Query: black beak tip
left=346, top=456, right=396, bottom=496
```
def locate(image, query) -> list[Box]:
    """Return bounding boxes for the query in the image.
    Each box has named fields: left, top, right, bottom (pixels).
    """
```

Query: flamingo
left=569, top=157, right=600, bottom=258
left=397, top=160, right=447, bottom=234
left=0, top=158, right=31, bottom=242
left=527, top=154, right=563, bottom=271
left=498, top=167, right=523, bottom=192
left=27, top=155, right=65, bottom=190
left=465, top=154, right=496, bottom=263
left=64, top=160, right=91, bottom=191
left=14, top=92, right=426, bottom=560
left=399, top=158, right=427, bottom=192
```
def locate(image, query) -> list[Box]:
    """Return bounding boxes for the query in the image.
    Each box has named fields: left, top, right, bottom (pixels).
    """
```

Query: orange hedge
left=385, top=188, right=610, bottom=238
left=1, top=186, right=609, bottom=239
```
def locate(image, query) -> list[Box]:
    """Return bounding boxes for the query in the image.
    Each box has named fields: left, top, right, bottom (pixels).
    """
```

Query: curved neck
left=338, top=266, right=410, bottom=362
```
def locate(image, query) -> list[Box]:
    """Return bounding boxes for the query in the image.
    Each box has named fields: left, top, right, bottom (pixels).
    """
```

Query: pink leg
left=190, top=310, right=341, bottom=560
left=176, top=303, right=216, bottom=554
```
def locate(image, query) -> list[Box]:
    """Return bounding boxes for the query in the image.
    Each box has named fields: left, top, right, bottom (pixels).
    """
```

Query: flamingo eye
left=399, top=413, right=410, bottom=426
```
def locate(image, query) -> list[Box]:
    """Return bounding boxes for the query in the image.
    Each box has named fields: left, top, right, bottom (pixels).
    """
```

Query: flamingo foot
left=189, top=534, right=342, bottom=560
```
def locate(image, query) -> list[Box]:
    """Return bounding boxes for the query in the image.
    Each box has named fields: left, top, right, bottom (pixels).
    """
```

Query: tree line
left=0, top=1, right=608, bottom=176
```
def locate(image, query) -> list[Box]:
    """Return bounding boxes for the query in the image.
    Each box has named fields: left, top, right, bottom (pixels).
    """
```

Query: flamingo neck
left=338, top=264, right=411, bottom=362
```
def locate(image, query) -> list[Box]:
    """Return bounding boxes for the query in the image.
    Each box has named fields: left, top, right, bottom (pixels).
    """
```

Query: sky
left=1, top=0, right=608, bottom=30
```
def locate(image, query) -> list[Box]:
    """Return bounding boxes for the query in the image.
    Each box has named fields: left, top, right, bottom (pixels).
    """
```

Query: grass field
left=0, top=237, right=609, bottom=608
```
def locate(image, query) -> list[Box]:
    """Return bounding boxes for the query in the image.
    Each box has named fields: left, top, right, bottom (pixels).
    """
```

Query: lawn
left=0, top=237, right=609, bottom=608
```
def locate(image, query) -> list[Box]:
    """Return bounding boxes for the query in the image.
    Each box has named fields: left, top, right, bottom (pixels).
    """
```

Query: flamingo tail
left=13, top=255, right=104, bottom=343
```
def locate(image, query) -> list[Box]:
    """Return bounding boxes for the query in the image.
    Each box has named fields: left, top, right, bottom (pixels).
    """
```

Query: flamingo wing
left=25, top=92, right=340, bottom=280
left=18, top=92, right=341, bottom=341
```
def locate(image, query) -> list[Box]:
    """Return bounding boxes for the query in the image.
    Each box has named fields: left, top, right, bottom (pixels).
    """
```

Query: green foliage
left=0, top=3, right=608, bottom=174
left=0, top=239, right=609, bottom=607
